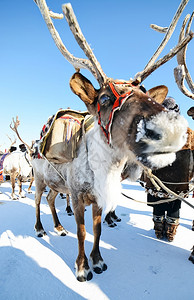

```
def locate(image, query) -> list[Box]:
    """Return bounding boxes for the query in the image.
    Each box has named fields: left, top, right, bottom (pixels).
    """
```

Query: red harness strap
left=97, top=82, right=133, bottom=145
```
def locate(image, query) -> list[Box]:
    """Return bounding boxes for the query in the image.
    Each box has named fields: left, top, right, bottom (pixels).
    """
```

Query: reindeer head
left=69, top=72, right=187, bottom=168
left=34, top=0, right=193, bottom=168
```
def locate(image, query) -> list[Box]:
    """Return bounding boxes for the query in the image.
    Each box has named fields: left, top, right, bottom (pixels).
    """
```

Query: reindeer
left=2, top=117, right=33, bottom=199
left=32, top=0, right=193, bottom=281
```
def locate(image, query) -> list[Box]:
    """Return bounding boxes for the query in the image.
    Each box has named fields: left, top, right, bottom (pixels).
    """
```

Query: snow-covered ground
left=0, top=180, right=194, bottom=300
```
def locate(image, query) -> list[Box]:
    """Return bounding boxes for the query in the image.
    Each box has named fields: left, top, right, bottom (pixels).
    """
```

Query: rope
left=134, top=159, right=194, bottom=209
left=138, top=179, right=192, bottom=185
left=121, top=192, right=178, bottom=205
left=41, top=154, right=67, bottom=183
left=121, top=185, right=194, bottom=209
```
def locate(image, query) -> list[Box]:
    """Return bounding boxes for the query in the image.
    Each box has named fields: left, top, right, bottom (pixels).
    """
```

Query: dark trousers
left=148, top=194, right=181, bottom=218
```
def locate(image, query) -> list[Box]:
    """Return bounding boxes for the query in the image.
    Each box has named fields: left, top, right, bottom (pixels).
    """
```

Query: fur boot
left=153, top=215, right=165, bottom=239
left=165, top=217, right=179, bottom=242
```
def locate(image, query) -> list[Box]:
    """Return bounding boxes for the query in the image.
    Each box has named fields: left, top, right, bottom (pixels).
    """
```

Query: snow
left=0, top=180, right=194, bottom=300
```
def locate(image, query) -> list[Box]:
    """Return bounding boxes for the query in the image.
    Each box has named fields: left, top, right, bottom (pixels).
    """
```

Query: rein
left=97, top=82, right=133, bottom=145
left=121, top=186, right=194, bottom=209
left=133, top=160, right=194, bottom=209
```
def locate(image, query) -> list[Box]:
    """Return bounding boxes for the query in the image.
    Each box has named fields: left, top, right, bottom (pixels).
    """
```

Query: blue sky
left=0, top=0, right=194, bottom=150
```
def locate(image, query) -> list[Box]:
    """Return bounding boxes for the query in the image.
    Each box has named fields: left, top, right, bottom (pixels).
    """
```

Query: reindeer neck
left=87, top=119, right=129, bottom=172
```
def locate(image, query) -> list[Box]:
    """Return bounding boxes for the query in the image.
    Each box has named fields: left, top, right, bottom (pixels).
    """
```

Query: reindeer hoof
left=93, top=264, right=107, bottom=274
left=92, top=259, right=107, bottom=274
left=77, top=271, right=93, bottom=282
left=54, top=225, right=68, bottom=236
left=35, top=229, right=47, bottom=237
left=75, top=262, right=93, bottom=282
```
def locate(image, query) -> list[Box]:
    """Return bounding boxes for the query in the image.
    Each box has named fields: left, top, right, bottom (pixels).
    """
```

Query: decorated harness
left=97, top=81, right=142, bottom=145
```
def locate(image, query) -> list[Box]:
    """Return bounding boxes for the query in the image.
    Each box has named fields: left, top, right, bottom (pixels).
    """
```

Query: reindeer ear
left=70, top=72, right=98, bottom=105
left=147, top=85, right=168, bottom=104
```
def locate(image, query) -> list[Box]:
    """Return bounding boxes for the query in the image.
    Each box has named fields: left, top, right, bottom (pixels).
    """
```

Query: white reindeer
left=2, top=117, right=33, bottom=199
left=32, top=0, right=192, bottom=282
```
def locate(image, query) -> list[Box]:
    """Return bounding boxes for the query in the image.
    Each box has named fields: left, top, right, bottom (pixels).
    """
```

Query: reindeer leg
left=34, top=181, right=47, bottom=237
left=18, top=176, right=25, bottom=198
left=66, top=193, right=74, bottom=216
left=10, top=173, right=17, bottom=200
left=90, top=203, right=107, bottom=274
left=47, top=189, right=68, bottom=236
left=27, top=177, right=34, bottom=193
left=74, top=199, right=92, bottom=282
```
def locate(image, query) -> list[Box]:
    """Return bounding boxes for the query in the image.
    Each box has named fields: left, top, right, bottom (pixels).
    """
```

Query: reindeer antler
left=6, top=134, right=16, bottom=150
left=10, top=116, right=31, bottom=150
left=134, top=0, right=193, bottom=83
left=34, top=0, right=107, bottom=86
left=34, top=0, right=193, bottom=90
left=174, top=12, right=194, bottom=100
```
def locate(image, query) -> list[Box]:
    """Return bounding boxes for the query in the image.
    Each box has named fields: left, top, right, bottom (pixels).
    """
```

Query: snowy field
left=0, top=180, right=194, bottom=300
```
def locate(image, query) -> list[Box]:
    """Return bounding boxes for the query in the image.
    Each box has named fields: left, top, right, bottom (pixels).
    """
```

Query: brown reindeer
left=32, top=0, right=192, bottom=281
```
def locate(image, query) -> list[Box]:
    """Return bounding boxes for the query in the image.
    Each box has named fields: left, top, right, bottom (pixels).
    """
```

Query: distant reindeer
left=32, top=0, right=192, bottom=281
left=2, top=118, right=33, bottom=199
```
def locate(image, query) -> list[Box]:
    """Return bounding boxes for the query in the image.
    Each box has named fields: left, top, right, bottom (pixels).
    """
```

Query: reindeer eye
left=99, top=94, right=110, bottom=105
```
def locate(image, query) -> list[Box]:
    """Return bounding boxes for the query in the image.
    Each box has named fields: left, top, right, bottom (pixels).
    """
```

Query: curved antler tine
left=177, top=12, right=194, bottom=93
left=174, top=65, right=194, bottom=99
left=62, top=3, right=107, bottom=86
left=33, top=0, right=63, bottom=19
left=150, top=24, right=168, bottom=34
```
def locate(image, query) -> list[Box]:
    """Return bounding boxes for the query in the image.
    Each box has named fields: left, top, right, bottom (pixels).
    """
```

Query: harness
left=97, top=82, right=134, bottom=145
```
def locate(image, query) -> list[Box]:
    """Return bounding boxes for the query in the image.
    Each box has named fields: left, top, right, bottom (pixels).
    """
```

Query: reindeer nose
left=145, top=127, right=161, bottom=140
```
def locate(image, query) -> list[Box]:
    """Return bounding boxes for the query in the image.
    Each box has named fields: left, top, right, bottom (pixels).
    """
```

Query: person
left=143, top=148, right=192, bottom=241
left=142, top=97, right=193, bottom=242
